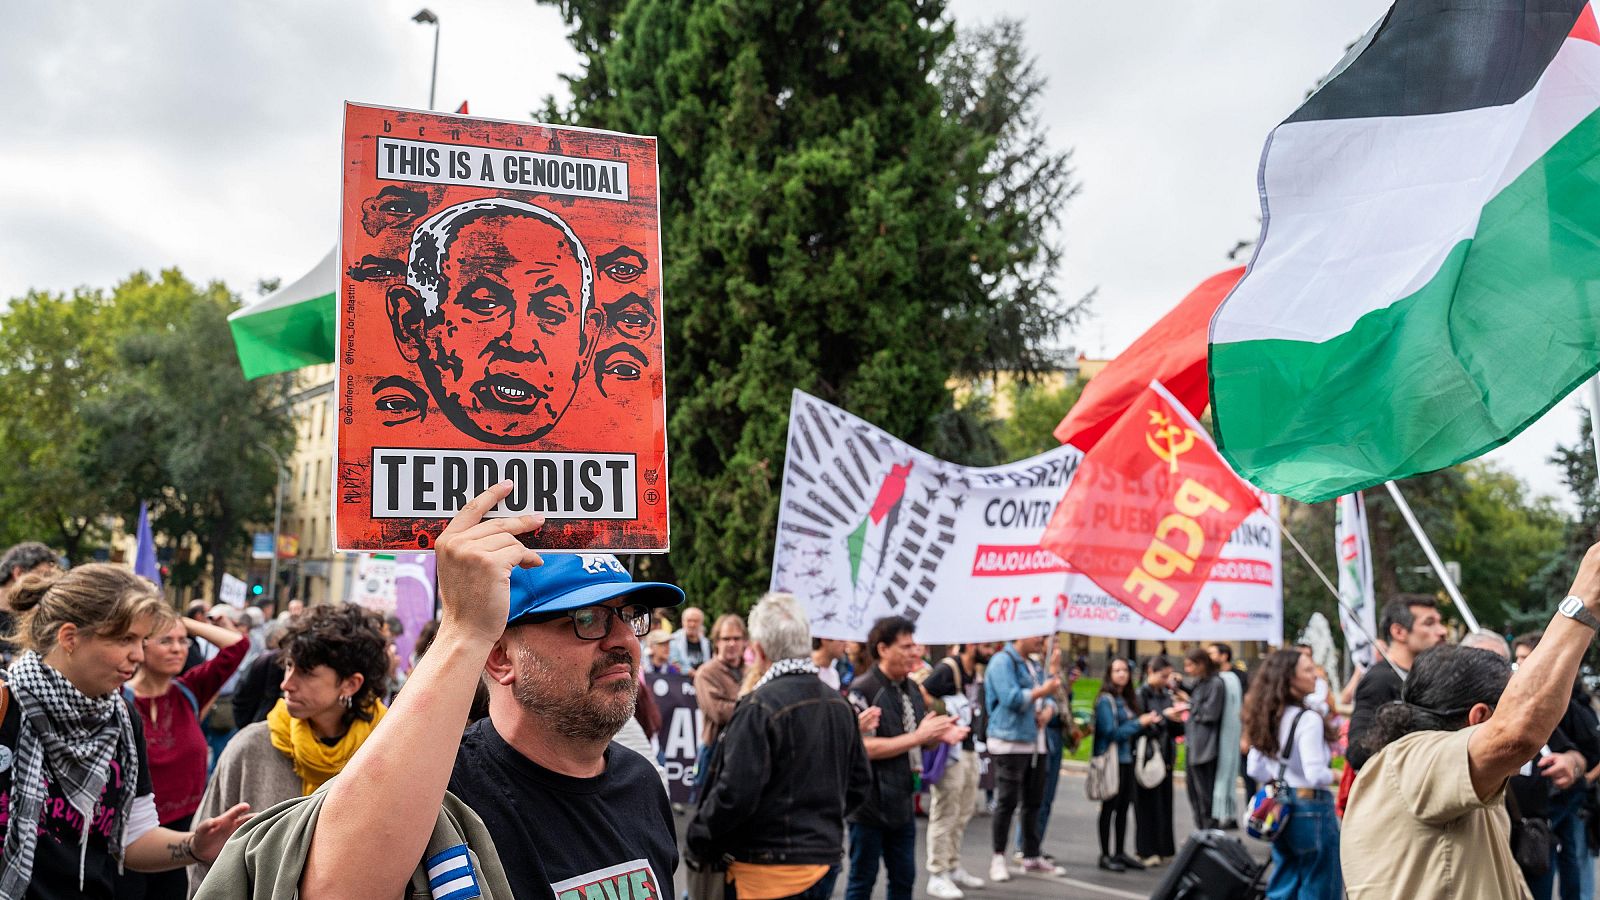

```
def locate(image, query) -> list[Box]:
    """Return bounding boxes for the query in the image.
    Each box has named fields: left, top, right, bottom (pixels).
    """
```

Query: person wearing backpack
left=119, top=613, right=251, bottom=900
left=1093, top=658, right=1161, bottom=873
left=1243, top=649, right=1341, bottom=900
left=982, top=634, right=1062, bottom=882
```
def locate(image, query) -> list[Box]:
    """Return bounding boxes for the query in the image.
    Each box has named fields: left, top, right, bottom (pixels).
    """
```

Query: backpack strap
left=940, top=656, right=963, bottom=691
left=0, top=678, right=10, bottom=726
left=173, top=680, right=200, bottom=719
left=122, top=682, right=200, bottom=719
left=1277, top=707, right=1311, bottom=781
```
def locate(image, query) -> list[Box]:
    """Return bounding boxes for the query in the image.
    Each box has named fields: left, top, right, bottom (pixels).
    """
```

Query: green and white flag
left=227, top=248, right=337, bottom=379
left=1210, top=0, right=1600, bottom=502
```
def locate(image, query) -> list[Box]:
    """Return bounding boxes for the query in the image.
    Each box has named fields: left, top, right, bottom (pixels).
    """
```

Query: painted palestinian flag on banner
left=227, top=248, right=337, bottom=379
left=1209, top=0, right=1600, bottom=503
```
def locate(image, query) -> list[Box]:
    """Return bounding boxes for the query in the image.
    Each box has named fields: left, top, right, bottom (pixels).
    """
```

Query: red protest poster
left=1041, top=381, right=1259, bottom=631
left=335, top=102, right=668, bottom=552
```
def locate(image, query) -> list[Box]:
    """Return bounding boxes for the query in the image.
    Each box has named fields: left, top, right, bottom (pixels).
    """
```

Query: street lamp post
left=413, top=9, right=440, bottom=111
left=261, top=444, right=287, bottom=606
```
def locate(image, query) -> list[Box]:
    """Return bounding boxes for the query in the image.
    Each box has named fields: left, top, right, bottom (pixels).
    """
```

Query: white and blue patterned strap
left=426, top=844, right=481, bottom=900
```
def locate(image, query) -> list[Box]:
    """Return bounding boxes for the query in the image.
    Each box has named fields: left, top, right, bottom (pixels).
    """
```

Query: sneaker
left=988, top=855, right=1011, bottom=883
left=1010, top=851, right=1053, bottom=864
left=1097, top=855, right=1126, bottom=873
left=1020, top=857, right=1065, bottom=876
left=927, top=874, right=964, bottom=900
left=951, top=868, right=985, bottom=890
left=1139, top=855, right=1163, bottom=868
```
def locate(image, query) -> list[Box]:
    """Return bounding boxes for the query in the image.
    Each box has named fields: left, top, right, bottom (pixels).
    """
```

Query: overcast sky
left=1, top=0, right=1584, bottom=504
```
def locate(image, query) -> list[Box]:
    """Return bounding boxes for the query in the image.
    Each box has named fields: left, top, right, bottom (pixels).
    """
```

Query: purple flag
left=134, top=502, right=161, bottom=588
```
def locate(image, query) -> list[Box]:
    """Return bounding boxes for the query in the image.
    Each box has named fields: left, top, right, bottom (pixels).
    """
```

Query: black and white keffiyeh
left=2, top=651, right=138, bottom=897
left=753, top=657, right=819, bottom=692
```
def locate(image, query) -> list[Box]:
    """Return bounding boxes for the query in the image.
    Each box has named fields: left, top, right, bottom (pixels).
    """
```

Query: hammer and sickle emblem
left=1144, top=410, right=1196, bottom=474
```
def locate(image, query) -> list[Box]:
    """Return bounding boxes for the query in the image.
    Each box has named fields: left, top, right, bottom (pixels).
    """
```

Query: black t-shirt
left=0, top=695, right=153, bottom=900
left=447, top=718, right=678, bottom=900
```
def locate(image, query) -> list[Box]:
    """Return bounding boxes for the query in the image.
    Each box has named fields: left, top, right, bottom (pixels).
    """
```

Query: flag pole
left=1585, top=375, right=1600, bottom=481
left=1273, top=517, right=1389, bottom=666
left=1383, top=481, right=1482, bottom=633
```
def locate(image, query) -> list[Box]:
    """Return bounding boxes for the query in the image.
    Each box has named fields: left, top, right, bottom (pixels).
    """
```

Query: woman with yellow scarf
left=188, top=603, right=391, bottom=894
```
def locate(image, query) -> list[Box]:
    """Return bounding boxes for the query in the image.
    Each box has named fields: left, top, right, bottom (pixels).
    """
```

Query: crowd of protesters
left=5, top=484, right=1600, bottom=900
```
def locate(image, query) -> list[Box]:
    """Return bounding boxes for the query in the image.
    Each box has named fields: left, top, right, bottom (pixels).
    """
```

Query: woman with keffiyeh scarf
left=0, top=563, right=250, bottom=900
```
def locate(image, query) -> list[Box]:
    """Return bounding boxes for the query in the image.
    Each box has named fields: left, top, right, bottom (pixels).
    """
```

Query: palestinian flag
left=1209, top=0, right=1600, bottom=503
left=227, top=248, right=337, bottom=379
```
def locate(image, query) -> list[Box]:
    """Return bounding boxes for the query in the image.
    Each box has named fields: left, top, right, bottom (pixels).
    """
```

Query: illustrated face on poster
left=386, top=200, right=603, bottom=443
left=337, top=103, right=669, bottom=552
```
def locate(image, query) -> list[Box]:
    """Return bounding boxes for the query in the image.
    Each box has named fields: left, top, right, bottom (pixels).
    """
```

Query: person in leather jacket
left=687, top=594, right=872, bottom=900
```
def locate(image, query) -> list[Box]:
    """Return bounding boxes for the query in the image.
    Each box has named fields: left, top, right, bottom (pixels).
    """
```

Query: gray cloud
left=0, top=1, right=1577, bottom=501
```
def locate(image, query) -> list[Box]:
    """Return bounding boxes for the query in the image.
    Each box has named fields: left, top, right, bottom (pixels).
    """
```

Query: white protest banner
left=219, top=574, right=248, bottom=609
left=1335, top=492, right=1378, bottom=668
left=770, top=390, right=1282, bottom=644
left=352, top=553, right=398, bottom=613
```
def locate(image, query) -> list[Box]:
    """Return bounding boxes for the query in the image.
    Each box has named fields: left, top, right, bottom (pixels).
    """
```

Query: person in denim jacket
left=1092, top=658, right=1160, bottom=872
left=982, top=635, right=1062, bottom=881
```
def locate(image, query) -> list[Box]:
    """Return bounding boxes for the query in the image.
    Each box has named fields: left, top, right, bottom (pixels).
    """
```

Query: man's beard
left=511, top=643, right=638, bottom=742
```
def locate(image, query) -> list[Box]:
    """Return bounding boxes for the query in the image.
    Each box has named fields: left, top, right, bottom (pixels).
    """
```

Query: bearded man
left=283, top=483, right=685, bottom=900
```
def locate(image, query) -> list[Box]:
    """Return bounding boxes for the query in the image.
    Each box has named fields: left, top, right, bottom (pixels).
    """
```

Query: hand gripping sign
left=1041, top=381, right=1261, bottom=632
left=336, top=103, right=668, bottom=552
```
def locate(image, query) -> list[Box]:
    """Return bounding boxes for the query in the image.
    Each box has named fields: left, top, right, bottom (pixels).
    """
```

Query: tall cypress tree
left=542, top=0, right=1079, bottom=609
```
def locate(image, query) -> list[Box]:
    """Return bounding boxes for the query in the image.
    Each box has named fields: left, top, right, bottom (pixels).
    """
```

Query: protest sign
left=219, top=573, right=248, bottom=609
left=335, top=102, right=669, bottom=552
left=389, top=552, right=437, bottom=674
left=770, top=390, right=1282, bottom=644
left=645, top=672, right=700, bottom=804
left=351, top=553, right=397, bottom=614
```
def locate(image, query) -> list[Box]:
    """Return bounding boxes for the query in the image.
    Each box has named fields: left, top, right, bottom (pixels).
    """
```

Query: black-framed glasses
left=523, top=603, right=653, bottom=641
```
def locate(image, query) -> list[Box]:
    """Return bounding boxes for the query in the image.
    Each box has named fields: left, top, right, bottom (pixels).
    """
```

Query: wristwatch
left=1558, top=595, right=1600, bottom=630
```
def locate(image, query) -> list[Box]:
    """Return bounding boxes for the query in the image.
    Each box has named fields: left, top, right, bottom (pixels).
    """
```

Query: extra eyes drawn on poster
left=335, top=102, right=668, bottom=552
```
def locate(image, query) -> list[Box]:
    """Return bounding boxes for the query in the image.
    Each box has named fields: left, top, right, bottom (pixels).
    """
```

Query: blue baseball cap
left=507, top=553, right=685, bottom=626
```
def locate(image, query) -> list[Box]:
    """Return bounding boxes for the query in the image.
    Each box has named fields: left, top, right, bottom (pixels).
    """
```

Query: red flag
left=456, top=100, right=470, bottom=114
left=1042, top=380, right=1261, bottom=631
left=1055, top=267, right=1244, bottom=451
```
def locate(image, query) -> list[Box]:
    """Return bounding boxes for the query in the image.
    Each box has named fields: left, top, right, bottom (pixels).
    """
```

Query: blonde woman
left=0, top=564, right=249, bottom=900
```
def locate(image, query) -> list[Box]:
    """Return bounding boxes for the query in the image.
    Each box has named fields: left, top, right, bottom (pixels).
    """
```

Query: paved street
left=674, top=767, right=1272, bottom=900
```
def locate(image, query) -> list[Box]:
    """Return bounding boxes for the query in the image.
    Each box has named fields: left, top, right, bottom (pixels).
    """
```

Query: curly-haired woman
left=188, top=603, right=390, bottom=893
left=1242, top=649, right=1341, bottom=900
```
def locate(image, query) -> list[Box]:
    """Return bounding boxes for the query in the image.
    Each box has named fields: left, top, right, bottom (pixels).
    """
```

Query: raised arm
left=1468, top=542, right=1600, bottom=800
left=301, top=482, right=542, bottom=900
left=184, top=616, right=245, bottom=650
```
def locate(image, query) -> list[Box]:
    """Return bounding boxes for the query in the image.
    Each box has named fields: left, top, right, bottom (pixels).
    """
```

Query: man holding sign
left=201, top=483, right=686, bottom=900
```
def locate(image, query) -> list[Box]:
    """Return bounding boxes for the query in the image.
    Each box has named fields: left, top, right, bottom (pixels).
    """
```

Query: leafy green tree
left=0, top=289, right=118, bottom=558
left=79, top=271, right=294, bottom=599
left=1526, top=412, right=1600, bottom=633
left=1280, top=462, right=1565, bottom=647
left=538, top=1, right=1086, bottom=610
left=990, top=377, right=1085, bottom=461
